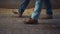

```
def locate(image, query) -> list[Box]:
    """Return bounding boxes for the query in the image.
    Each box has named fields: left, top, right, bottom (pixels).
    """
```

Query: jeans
left=19, top=0, right=30, bottom=14
left=31, top=0, right=53, bottom=20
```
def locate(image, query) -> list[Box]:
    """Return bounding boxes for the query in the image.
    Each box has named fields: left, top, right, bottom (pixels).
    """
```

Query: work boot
left=24, top=18, right=38, bottom=24
left=41, top=14, right=53, bottom=19
left=13, top=11, right=22, bottom=17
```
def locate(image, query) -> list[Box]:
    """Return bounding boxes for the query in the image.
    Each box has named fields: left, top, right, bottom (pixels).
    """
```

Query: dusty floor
left=0, top=8, right=60, bottom=34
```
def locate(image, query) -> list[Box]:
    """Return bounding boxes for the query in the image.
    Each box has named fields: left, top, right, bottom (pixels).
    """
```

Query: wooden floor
left=0, top=8, right=60, bottom=34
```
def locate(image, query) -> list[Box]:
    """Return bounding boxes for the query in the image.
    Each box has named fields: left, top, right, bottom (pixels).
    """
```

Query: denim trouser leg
left=31, top=0, right=52, bottom=20
left=44, top=0, right=53, bottom=15
left=31, top=0, right=44, bottom=20
left=18, top=0, right=30, bottom=14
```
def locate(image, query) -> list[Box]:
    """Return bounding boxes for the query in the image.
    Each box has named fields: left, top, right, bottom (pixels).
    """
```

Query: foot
left=24, top=18, right=38, bottom=24
left=13, top=11, right=22, bottom=17
left=13, top=11, right=18, bottom=14
left=41, top=15, right=53, bottom=19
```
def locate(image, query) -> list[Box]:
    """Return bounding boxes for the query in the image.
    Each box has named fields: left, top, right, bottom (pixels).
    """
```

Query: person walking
left=24, top=0, right=53, bottom=24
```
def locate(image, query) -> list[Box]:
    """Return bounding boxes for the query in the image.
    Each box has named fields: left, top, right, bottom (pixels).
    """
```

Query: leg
left=44, top=0, right=53, bottom=15
left=44, top=0, right=53, bottom=19
left=19, top=0, right=30, bottom=14
left=31, top=0, right=44, bottom=20
left=13, top=0, right=30, bottom=17
left=24, top=0, right=44, bottom=24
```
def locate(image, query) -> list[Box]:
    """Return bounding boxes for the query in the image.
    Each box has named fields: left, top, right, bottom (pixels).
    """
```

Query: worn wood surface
left=0, top=9, right=60, bottom=34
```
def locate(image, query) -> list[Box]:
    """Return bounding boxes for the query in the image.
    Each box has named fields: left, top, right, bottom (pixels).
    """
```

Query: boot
left=24, top=18, right=38, bottom=24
